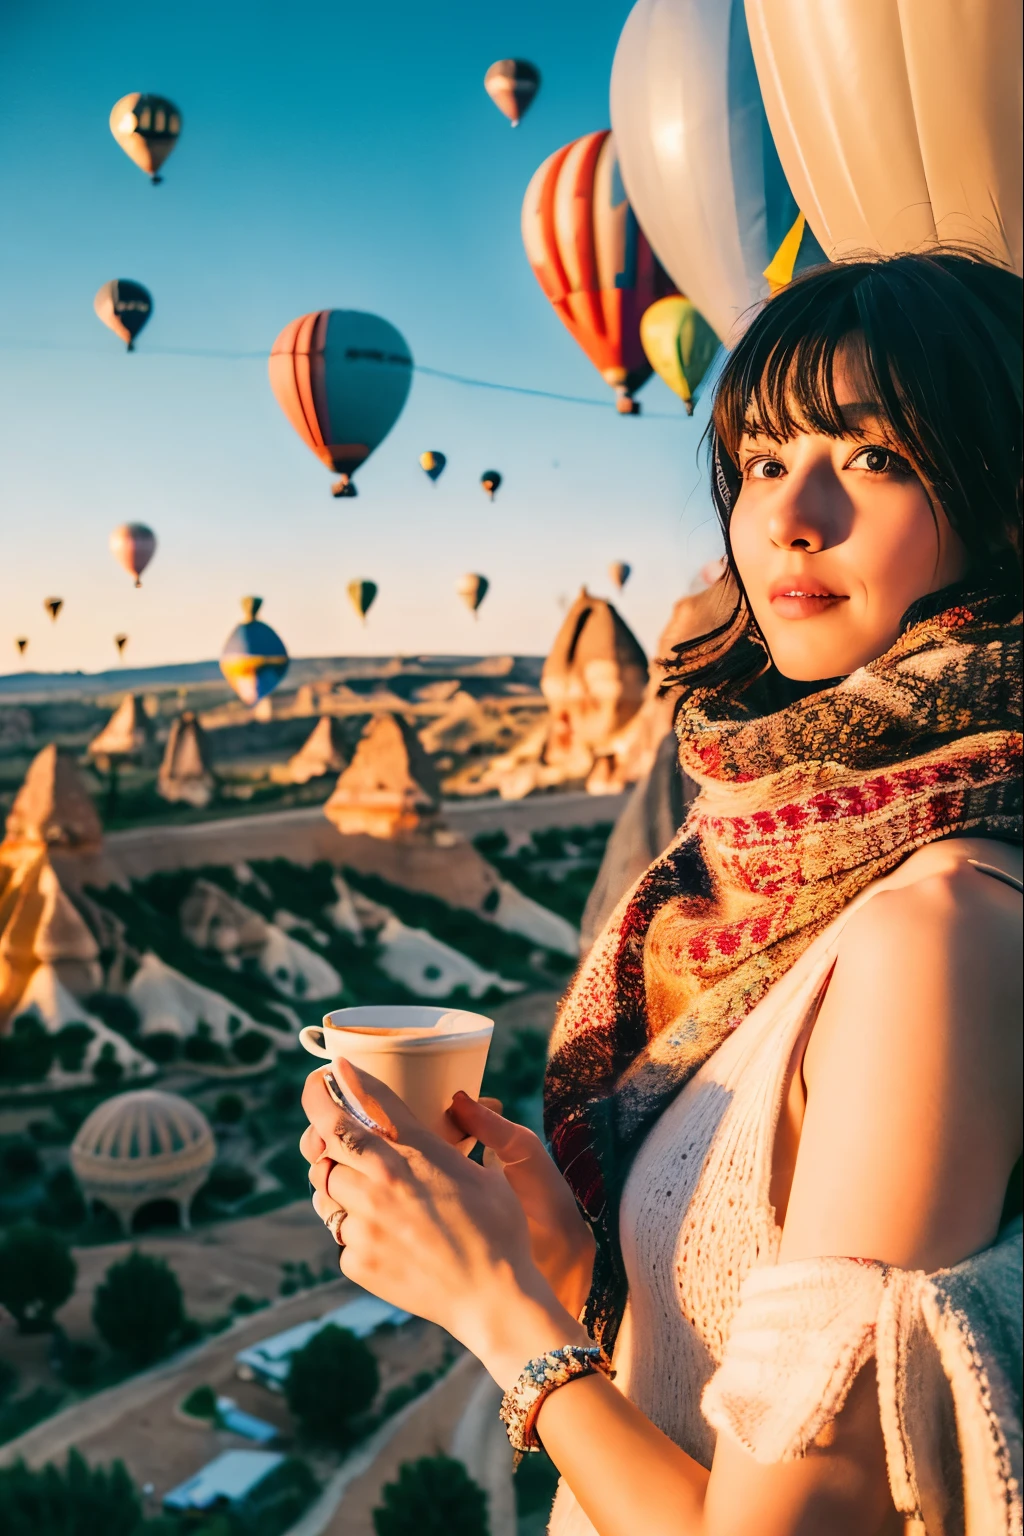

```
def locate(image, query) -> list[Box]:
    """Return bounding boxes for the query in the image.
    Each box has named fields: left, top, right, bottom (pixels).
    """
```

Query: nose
left=766, top=468, right=830, bottom=553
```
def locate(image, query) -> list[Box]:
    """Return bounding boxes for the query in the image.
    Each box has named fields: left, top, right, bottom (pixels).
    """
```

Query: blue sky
left=0, top=0, right=722, bottom=676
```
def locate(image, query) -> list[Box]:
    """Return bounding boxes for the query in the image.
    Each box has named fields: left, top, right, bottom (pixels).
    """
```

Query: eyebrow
left=740, top=401, right=888, bottom=440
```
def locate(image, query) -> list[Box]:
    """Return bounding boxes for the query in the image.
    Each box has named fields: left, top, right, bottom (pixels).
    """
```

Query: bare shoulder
left=783, top=845, right=1022, bottom=1269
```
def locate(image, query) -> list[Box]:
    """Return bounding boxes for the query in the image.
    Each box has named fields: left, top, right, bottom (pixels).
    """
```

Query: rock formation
left=278, top=715, right=348, bottom=785
left=486, top=589, right=649, bottom=798
left=158, top=711, right=216, bottom=808
left=88, top=694, right=158, bottom=769
left=324, top=712, right=441, bottom=839
left=0, top=746, right=153, bottom=1088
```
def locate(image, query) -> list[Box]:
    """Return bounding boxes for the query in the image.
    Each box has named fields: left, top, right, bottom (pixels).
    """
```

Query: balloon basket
left=616, top=395, right=640, bottom=416
left=332, top=478, right=358, bottom=498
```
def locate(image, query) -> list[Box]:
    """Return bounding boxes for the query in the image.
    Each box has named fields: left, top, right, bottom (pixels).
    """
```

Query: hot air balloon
left=44, top=598, right=63, bottom=622
left=94, top=280, right=153, bottom=352
left=480, top=470, right=502, bottom=500
left=420, top=451, right=446, bottom=482
left=640, top=296, right=720, bottom=414
left=347, top=579, right=378, bottom=625
left=114, top=634, right=129, bottom=657
left=484, top=60, right=541, bottom=126
left=608, top=561, right=632, bottom=591
left=15, top=638, right=28, bottom=656
left=110, top=523, right=157, bottom=586
left=269, top=311, right=413, bottom=497
left=219, top=598, right=289, bottom=707
left=457, top=573, right=489, bottom=616
left=109, top=93, right=182, bottom=183
left=745, top=0, right=1022, bottom=273
left=522, top=130, right=675, bottom=413
left=610, top=0, right=826, bottom=344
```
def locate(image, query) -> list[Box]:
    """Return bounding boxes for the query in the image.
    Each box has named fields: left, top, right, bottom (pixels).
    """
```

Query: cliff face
left=324, top=712, right=442, bottom=839
left=157, top=712, right=216, bottom=807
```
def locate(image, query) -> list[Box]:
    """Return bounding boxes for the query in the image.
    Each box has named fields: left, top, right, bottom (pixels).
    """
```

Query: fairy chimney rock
left=157, top=712, right=216, bottom=809
left=324, top=712, right=441, bottom=840
left=286, top=716, right=348, bottom=785
left=3, top=744, right=102, bottom=853
left=88, top=694, right=157, bottom=768
left=542, top=588, right=648, bottom=763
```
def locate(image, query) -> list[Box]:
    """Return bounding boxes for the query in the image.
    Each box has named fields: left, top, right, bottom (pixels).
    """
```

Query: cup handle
left=299, top=1025, right=331, bottom=1059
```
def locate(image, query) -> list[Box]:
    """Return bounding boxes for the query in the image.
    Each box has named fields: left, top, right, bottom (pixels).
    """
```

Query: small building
left=163, top=1449, right=284, bottom=1514
left=323, top=712, right=441, bottom=840
left=235, top=1292, right=410, bottom=1390
left=70, top=1088, right=216, bottom=1231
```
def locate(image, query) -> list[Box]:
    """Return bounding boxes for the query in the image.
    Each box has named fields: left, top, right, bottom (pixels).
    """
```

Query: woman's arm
left=301, top=862, right=1021, bottom=1536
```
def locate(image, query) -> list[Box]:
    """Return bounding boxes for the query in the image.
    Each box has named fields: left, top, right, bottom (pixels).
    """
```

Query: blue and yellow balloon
left=220, top=597, right=289, bottom=706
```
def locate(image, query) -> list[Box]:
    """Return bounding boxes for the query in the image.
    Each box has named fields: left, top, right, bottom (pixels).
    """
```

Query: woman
left=301, top=252, right=1022, bottom=1536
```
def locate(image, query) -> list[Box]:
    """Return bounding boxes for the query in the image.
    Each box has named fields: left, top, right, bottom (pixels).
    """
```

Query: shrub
left=53, top=1336, right=99, bottom=1389
left=180, top=1383, right=217, bottom=1419
left=38, top=1167, right=87, bottom=1229
left=0, top=1016, right=53, bottom=1082
left=139, top=1031, right=179, bottom=1063
left=52, top=1023, right=93, bottom=1073
left=213, top=1091, right=245, bottom=1123
left=230, top=1292, right=268, bottom=1315
left=0, top=1223, right=76, bottom=1333
left=91, top=1042, right=123, bottom=1087
left=0, top=1140, right=41, bottom=1184
left=233, top=1030, right=271, bottom=1065
left=372, top=1454, right=488, bottom=1536
left=0, top=1360, right=16, bottom=1401
left=203, top=1164, right=255, bottom=1204
left=0, top=1449, right=142, bottom=1536
left=286, top=1324, right=379, bottom=1445
left=514, top=1447, right=561, bottom=1518
left=0, top=1387, right=65, bottom=1450
left=183, top=1023, right=226, bottom=1065
left=83, top=993, right=141, bottom=1040
left=92, top=1251, right=186, bottom=1366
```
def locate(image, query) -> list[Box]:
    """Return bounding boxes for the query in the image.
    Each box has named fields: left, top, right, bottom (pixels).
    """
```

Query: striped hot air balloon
left=347, top=580, right=378, bottom=624
left=522, top=130, right=675, bottom=413
left=269, top=311, right=413, bottom=497
left=110, top=522, right=157, bottom=586
left=457, top=573, right=489, bottom=616
left=484, top=59, right=541, bottom=126
left=219, top=597, right=289, bottom=706
left=109, top=93, right=182, bottom=183
left=94, top=280, right=153, bottom=351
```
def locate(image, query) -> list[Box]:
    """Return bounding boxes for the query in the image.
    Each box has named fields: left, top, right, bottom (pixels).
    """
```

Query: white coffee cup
left=298, top=1005, right=494, bottom=1144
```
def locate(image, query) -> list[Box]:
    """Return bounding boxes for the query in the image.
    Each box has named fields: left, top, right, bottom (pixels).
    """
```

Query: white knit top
left=547, top=849, right=1023, bottom=1536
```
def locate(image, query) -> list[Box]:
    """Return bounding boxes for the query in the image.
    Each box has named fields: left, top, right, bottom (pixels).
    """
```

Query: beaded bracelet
left=499, top=1345, right=615, bottom=1466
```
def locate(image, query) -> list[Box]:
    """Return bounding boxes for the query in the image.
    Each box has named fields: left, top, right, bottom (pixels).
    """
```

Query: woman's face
left=728, top=350, right=968, bottom=680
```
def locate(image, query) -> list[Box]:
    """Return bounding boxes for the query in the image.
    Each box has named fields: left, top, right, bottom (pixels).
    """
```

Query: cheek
left=848, top=485, right=942, bottom=609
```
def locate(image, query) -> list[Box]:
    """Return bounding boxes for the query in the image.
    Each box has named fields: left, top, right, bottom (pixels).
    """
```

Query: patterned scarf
left=544, top=579, right=1022, bottom=1352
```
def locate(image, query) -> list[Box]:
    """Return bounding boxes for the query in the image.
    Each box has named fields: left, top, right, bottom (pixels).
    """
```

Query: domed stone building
left=70, top=1089, right=216, bottom=1231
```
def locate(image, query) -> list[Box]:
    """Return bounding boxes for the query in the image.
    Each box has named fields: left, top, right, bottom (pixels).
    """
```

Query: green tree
left=0, top=1223, right=76, bottom=1333
left=0, top=1449, right=142, bottom=1536
left=372, top=1454, right=489, bottom=1536
left=0, top=1016, right=53, bottom=1082
left=286, top=1324, right=379, bottom=1445
left=92, top=1250, right=186, bottom=1365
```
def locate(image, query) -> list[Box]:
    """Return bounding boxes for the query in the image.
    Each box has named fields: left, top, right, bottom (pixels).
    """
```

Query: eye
left=847, top=444, right=915, bottom=477
left=744, top=456, right=786, bottom=481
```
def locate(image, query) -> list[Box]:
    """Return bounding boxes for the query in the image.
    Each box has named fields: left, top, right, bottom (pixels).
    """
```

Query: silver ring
left=325, top=1207, right=347, bottom=1244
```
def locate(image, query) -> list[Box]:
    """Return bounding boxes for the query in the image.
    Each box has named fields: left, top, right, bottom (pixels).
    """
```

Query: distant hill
left=0, top=654, right=545, bottom=705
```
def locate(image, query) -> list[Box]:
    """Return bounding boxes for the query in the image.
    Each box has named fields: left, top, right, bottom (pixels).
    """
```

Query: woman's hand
left=299, top=1061, right=588, bottom=1381
left=446, top=1093, right=596, bottom=1319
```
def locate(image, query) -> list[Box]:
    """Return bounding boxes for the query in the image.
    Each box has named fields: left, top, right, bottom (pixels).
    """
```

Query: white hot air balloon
left=745, top=0, right=1023, bottom=274
left=610, top=0, right=826, bottom=344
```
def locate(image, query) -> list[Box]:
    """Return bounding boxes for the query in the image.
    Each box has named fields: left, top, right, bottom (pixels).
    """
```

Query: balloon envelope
left=420, top=450, right=446, bottom=482
left=44, top=598, right=63, bottom=622
left=480, top=470, right=502, bottom=500
left=484, top=59, right=541, bottom=126
left=269, top=311, right=413, bottom=497
left=347, top=579, right=378, bottom=622
left=610, top=0, right=826, bottom=343
left=457, top=573, right=489, bottom=614
left=746, top=0, right=1022, bottom=273
left=640, top=296, right=719, bottom=414
left=110, top=522, right=157, bottom=586
left=608, top=561, right=632, bottom=590
left=522, top=130, right=674, bottom=412
left=219, top=597, right=289, bottom=706
left=109, top=93, right=182, bottom=182
left=94, top=280, right=153, bottom=351
left=15, top=638, right=28, bottom=656
left=115, top=634, right=128, bottom=656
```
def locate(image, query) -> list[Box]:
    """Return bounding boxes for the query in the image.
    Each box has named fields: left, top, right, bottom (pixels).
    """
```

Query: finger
left=302, top=1070, right=409, bottom=1182
left=325, top=1160, right=373, bottom=1212
left=299, top=1124, right=326, bottom=1164
left=447, top=1092, right=540, bottom=1164
left=479, top=1096, right=504, bottom=1116
left=311, top=1188, right=347, bottom=1246
left=308, top=1155, right=334, bottom=1195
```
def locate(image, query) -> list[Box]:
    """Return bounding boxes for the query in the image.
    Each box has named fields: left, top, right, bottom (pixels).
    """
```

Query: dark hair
left=664, top=250, right=1023, bottom=703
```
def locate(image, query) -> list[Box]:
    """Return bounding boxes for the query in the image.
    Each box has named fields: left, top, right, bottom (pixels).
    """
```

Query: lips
left=768, top=580, right=847, bottom=620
